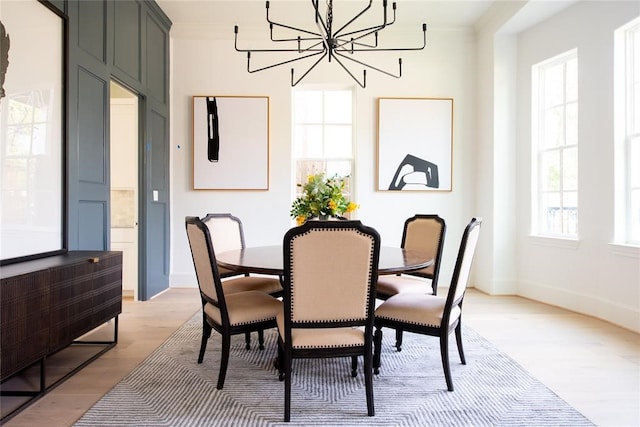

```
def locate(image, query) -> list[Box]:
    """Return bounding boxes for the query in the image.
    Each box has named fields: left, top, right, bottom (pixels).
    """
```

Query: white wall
left=512, top=1, right=640, bottom=332
left=168, top=1, right=640, bottom=333
left=169, top=23, right=479, bottom=290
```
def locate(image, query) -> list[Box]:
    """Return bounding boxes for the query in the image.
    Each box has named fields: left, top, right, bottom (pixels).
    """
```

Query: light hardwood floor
left=2, top=288, right=639, bottom=427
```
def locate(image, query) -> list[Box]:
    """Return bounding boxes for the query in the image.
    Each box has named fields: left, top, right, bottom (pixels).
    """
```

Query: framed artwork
left=192, top=95, right=269, bottom=190
left=377, top=97, right=453, bottom=192
left=0, top=0, right=67, bottom=265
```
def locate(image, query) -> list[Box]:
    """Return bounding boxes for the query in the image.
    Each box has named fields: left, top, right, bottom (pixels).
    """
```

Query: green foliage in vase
left=290, top=173, right=359, bottom=225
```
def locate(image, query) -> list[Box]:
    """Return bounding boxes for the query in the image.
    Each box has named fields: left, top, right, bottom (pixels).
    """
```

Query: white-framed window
left=292, top=86, right=355, bottom=202
left=615, top=18, right=640, bottom=245
left=531, top=50, right=579, bottom=237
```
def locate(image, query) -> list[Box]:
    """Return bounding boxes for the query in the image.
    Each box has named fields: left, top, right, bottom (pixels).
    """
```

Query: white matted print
left=377, top=98, right=453, bottom=191
left=193, top=96, right=269, bottom=190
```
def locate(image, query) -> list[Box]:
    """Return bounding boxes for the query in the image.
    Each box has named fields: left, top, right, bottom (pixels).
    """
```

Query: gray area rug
left=74, top=314, right=594, bottom=426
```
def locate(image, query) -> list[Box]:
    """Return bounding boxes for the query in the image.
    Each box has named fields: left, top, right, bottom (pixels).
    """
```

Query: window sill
left=608, top=243, right=640, bottom=259
left=528, top=235, right=580, bottom=249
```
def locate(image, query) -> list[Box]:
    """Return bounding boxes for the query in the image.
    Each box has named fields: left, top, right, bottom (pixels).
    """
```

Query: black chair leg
left=277, top=340, right=285, bottom=381
left=440, top=334, right=454, bottom=392
left=245, top=331, right=251, bottom=350
left=284, top=352, right=292, bottom=422
left=258, top=329, right=265, bottom=350
left=364, top=347, right=375, bottom=416
left=198, top=320, right=212, bottom=363
left=373, top=327, right=383, bottom=375
left=395, top=328, right=403, bottom=352
left=351, top=355, right=358, bottom=377
left=217, top=334, right=231, bottom=390
left=455, top=323, right=466, bottom=364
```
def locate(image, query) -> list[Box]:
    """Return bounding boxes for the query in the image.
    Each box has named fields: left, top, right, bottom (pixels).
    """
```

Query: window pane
left=563, top=147, right=578, bottom=191
left=296, top=160, right=327, bottom=188
left=563, top=191, right=578, bottom=234
left=295, top=160, right=353, bottom=193
left=324, top=125, right=352, bottom=157
left=543, top=106, right=563, bottom=147
left=294, top=91, right=322, bottom=122
left=541, top=192, right=561, bottom=233
left=565, top=57, right=578, bottom=102
left=541, top=150, right=560, bottom=191
left=294, top=125, right=323, bottom=157
left=324, top=91, right=352, bottom=124
left=565, top=102, right=578, bottom=146
left=325, top=160, right=353, bottom=184
left=544, top=63, right=565, bottom=107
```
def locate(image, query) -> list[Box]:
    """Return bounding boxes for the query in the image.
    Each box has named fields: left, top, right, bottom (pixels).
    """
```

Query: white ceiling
left=155, top=0, right=497, bottom=29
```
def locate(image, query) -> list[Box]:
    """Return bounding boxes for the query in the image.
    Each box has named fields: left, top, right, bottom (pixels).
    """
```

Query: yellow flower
left=290, top=173, right=358, bottom=221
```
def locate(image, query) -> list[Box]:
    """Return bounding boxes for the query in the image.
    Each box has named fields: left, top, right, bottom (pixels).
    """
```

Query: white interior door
left=110, top=81, right=139, bottom=300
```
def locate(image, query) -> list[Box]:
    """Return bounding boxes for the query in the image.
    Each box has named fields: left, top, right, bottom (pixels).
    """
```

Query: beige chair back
left=402, top=215, right=446, bottom=280
left=284, top=221, right=380, bottom=325
left=202, top=213, right=245, bottom=278
left=185, top=217, right=224, bottom=308
left=446, top=217, right=482, bottom=308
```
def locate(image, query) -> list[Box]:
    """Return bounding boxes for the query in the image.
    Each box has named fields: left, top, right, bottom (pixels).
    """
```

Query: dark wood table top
left=216, top=245, right=433, bottom=276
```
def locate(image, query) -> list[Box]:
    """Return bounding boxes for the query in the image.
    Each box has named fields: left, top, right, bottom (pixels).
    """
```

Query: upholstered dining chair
left=185, top=216, right=281, bottom=389
left=373, top=217, right=482, bottom=392
left=203, top=213, right=283, bottom=349
left=376, top=214, right=446, bottom=351
left=377, top=214, right=446, bottom=298
left=277, top=220, right=381, bottom=422
left=202, top=213, right=283, bottom=294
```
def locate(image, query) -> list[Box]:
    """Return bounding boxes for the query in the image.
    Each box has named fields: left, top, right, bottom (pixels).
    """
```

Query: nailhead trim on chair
left=287, top=228, right=375, bottom=324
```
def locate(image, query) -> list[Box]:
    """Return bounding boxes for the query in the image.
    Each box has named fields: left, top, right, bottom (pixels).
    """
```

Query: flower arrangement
left=290, top=173, right=359, bottom=225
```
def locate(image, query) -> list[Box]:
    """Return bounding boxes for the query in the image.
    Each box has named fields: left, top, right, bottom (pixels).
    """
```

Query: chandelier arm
left=247, top=50, right=326, bottom=74
left=269, top=28, right=324, bottom=44
left=235, top=26, right=325, bottom=53
left=336, top=5, right=396, bottom=40
left=266, top=1, right=322, bottom=38
left=311, top=0, right=330, bottom=38
left=333, top=4, right=399, bottom=51
left=334, top=50, right=402, bottom=79
left=291, top=51, right=330, bottom=86
left=335, top=35, right=379, bottom=51
left=330, top=54, right=367, bottom=88
left=332, top=0, right=374, bottom=39
left=345, top=23, right=427, bottom=52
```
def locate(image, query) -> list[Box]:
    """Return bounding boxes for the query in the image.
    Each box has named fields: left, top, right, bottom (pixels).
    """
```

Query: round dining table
left=216, top=245, right=433, bottom=276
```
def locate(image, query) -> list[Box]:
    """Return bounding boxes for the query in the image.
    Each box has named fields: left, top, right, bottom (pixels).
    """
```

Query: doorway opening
left=109, top=80, right=139, bottom=300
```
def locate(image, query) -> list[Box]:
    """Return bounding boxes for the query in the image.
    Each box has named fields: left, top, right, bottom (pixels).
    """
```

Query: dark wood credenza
left=0, top=251, right=122, bottom=420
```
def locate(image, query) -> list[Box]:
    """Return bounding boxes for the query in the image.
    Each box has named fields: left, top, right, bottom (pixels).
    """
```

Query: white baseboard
left=518, top=280, right=640, bottom=333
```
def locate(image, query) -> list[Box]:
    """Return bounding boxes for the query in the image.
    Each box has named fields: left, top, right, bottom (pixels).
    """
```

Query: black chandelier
left=234, top=0, right=427, bottom=88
